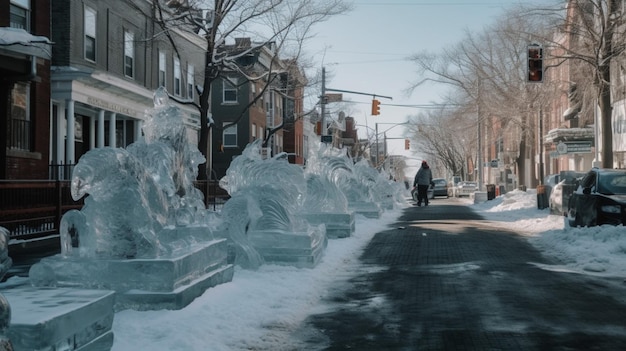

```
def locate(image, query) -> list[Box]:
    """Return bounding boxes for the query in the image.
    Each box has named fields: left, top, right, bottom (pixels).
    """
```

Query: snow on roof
left=0, top=27, right=52, bottom=60
left=544, top=127, right=594, bottom=143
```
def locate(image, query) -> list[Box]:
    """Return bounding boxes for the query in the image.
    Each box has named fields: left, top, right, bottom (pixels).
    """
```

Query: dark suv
left=567, top=168, right=626, bottom=227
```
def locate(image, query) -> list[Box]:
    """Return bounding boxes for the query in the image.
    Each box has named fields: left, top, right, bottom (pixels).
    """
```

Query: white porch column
left=55, top=102, right=65, bottom=165
left=65, top=99, right=75, bottom=164
left=134, top=119, right=142, bottom=141
left=89, top=115, right=96, bottom=150
left=97, top=109, right=105, bottom=148
left=108, top=112, right=117, bottom=147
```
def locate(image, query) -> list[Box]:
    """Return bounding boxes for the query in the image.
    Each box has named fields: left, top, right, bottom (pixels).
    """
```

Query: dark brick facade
left=1, top=0, right=51, bottom=179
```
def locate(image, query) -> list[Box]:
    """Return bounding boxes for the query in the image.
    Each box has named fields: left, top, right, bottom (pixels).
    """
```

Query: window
left=251, top=123, right=257, bottom=140
left=187, top=64, right=194, bottom=99
left=223, top=123, right=237, bottom=147
left=84, top=6, right=96, bottom=61
left=223, top=78, right=237, bottom=103
left=10, top=0, right=29, bottom=30
left=174, top=57, right=181, bottom=96
left=158, top=51, right=166, bottom=87
left=8, top=82, right=31, bottom=151
left=124, top=30, right=134, bottom=78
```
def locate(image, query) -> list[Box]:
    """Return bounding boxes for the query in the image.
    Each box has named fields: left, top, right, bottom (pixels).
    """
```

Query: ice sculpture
left=1, top=227, right=116, bottom=351
left=327, top=158, right=381, bottom=218
left=301, top=142, right=355, bottom=238
left=29, top=88, right=233, bottom=310
left=218, top=140, right=327, bottom=268
left=0, top=228, right=11, bottom=280
left=353, top=160, right=405, bottom=211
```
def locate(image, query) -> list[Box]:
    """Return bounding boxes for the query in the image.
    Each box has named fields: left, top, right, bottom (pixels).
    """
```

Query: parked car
left=546, top=171, right=586, bottom=216
left=543, top=173, right=560, bottom=202
left=430, top=178, right=449, bottom=199
left=456, top=181, right=478, bottom=197
left=549, top=180, right=566, bottom=215
left=567, top=168, right=626, bottom=227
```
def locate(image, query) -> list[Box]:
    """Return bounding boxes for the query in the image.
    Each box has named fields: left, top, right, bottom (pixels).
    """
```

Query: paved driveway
left=290, top=199, right=626, bottom=350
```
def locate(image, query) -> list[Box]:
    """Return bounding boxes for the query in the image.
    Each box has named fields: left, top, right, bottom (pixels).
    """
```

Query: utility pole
left=321, top=67, right=327, bottom=136
left=477, top=80, right=483, bottom=191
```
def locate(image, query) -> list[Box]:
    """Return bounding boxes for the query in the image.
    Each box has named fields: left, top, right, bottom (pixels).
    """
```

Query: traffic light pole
left=319, top=67, right=392, bottom=138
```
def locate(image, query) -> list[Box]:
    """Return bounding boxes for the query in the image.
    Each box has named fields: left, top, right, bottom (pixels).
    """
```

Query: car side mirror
left=583, top=187, right=591, bottom=195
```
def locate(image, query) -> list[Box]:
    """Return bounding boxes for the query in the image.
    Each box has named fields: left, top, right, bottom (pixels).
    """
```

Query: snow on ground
left=472, top=188, right=626, bottom=278
left=111, top=190, right=626, bottom=350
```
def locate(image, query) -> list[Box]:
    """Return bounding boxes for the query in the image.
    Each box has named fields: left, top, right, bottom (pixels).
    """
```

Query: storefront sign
left=557, top=141, right=591, bottom=154
left=86, top=96, right=139, bottom=117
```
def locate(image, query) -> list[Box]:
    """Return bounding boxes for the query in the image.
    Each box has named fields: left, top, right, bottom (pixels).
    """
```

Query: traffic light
left=527, top=44, right=543, bottom=82
left=404, top=138, right=410, bottom=150
left=371, top=99, right=380, bottom=115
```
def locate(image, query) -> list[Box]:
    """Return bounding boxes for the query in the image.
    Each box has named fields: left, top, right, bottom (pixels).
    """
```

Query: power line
left=348, top=101, right=460, bottom=109
left=357, top=2, right=514, bottom=6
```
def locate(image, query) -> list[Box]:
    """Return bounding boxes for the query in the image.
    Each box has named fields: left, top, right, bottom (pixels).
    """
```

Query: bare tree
left=407, top=5, right=555, bottom=186
left=144, top=0, right=350, bottom=179
left=406, top=107, right=473, bottom=180
left=528, top=0, right=626, bottom=168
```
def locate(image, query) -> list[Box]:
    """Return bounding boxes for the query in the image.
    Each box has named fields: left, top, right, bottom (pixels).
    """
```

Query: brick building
left=49, top=0, right=205, bottom=179
left=0, top=0, right=52, bottom=179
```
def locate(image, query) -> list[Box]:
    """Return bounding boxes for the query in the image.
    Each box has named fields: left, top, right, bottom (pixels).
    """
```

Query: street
left=289, top=197, right=626, bottom=350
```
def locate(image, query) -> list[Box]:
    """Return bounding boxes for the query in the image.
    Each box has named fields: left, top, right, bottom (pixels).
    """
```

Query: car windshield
left=597, top=173, right=626, bottom=195
left=434, top=179, right=446, bottom=185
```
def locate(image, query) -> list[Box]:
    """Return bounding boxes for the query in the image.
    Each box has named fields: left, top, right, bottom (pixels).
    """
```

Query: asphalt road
left=290, top=197, right=626, bottom=350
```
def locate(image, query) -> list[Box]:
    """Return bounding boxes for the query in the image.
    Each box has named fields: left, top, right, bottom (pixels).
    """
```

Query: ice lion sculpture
left=28, top=89, right=233, bottom=310
left=218, top=140, right=326, bottom=268
left=302, top=141, right=351, bottom=213
left=58, top=87, right=214, bottom=259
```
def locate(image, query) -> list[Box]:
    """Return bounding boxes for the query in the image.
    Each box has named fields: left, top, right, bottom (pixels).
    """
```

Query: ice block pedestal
left=348, top=201, right=382, bottom=219
left=31, top=238, right=234, bottom=311
left=4, top=286, right=115, bottom=351
left=303, top=212, right=355, bottom=239
left=247, top=227, right=327, bottom=268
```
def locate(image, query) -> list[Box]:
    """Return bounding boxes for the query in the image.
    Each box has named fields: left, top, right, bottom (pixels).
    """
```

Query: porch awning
left=0, top=27, right=52, bottom=60
left=544, top=127, right=594, bottom=144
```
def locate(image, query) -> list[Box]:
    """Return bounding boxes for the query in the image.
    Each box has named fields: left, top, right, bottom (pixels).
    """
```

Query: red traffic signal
left=528, top=45, right=543, bottom=82
left=371, top=99, right=380, bottom=115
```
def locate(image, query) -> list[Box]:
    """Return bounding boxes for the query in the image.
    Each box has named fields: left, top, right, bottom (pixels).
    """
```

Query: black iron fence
left=0, top=179, right=230, bottom=245
left=49, top=162, right=75, bottom=181
left=0, top=180, right=82, bottom=242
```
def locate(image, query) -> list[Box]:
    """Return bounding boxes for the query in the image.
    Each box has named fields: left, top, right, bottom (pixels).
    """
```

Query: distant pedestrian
left=413, top=160, right=433, bottom=206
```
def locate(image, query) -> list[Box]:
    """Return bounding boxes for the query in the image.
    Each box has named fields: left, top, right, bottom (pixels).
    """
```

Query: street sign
left=557, top=141, right=592, bottom=154
left=324, top=93, right=343, bottom=103
left=321, top=135, right=333, bottom=143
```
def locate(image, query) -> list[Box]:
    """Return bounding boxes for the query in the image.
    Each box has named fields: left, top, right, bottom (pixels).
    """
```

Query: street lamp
left=375, top=122, right=409, bottom=168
